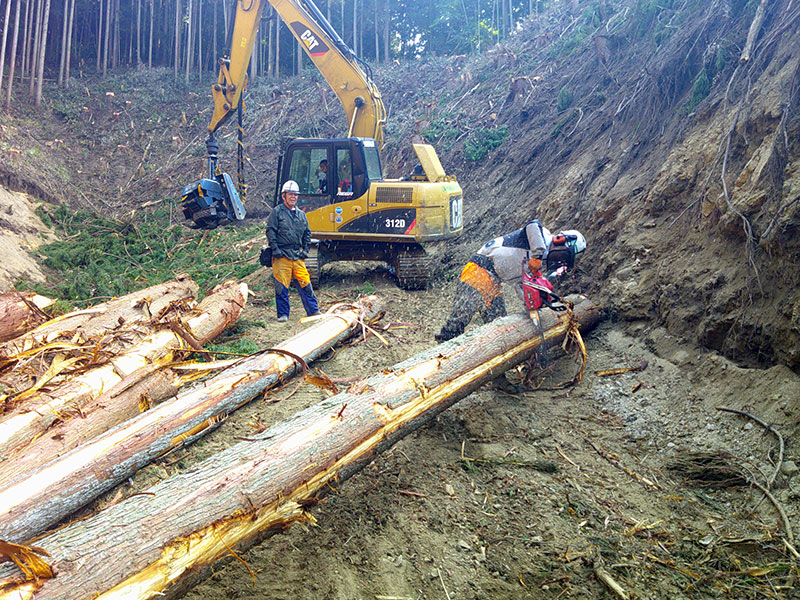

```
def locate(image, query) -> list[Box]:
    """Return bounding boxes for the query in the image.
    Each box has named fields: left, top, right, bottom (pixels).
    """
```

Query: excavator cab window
left=362, top=139, right=383, bottom=183
left=335, top=147, right=354, bottom=201
left=286, top=145, right=331, bottom=212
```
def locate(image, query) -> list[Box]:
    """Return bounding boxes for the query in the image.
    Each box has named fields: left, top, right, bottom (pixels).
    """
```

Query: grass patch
left=17, top=204, right=262, bottom=304
left=206, top=337, right=261, bottom=357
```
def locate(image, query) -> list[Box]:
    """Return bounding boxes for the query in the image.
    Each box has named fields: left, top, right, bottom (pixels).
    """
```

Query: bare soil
left=102, top=260, right=797, bottom=600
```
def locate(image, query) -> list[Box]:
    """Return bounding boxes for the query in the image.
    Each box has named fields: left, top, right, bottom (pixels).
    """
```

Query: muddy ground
left=93, top=259, right=799, bottom=600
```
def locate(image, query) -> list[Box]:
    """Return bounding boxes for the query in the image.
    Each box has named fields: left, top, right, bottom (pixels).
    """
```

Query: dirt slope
left=0, top=187, right=56, bottom=292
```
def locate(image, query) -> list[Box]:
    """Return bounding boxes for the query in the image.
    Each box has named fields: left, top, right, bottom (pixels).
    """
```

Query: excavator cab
left=274, top=137, right=380, bottom=214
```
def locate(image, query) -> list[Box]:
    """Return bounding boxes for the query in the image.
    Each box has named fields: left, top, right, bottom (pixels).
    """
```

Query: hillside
left=0, top=1, right=799, bottom=598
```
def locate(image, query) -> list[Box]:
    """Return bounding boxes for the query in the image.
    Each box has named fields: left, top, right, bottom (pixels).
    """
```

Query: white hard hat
left=562, top=230, right=586, bottom=253
left=281, top=180, right=300, bottom=194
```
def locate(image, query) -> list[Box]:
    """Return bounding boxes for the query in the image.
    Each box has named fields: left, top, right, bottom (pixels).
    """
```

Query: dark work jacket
left=266, top=203, right=311, bottom=261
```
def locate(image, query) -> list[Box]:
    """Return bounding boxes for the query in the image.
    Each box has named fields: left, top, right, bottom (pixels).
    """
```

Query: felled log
left=0, top=292, right=53, bottom=343
left=0, top=297, right=599, bottom=599
left=0, top=275, right=198, bottom=372
left=0, top=281, right=247, bottom=461
left=0, top=296, right=384, bottom=542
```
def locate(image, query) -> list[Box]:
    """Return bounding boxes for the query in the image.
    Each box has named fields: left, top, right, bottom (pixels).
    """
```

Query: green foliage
left=20, top=204, right=263, bottom=304
left=206, top=338, right=261, bottom=357
left=557, top=87, right=574, bottom=113
left=358, top=282, right=377, bottom=295
left=464, top=126, right=509, bottom=162
left=421, top=117, right=460, bottom=150
left=687, top=68, right=710, bottom=112
left=715, top=47, right=727, bottom=73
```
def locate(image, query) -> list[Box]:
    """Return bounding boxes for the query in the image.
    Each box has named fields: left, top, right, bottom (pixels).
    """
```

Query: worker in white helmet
left=266, top=180, right=320, bottom=322
left=435, top=221, right=586, bottom=342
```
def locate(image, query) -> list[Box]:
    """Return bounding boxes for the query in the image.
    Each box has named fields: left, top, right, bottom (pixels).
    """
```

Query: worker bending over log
left=435, top=220, right=586, bottom=342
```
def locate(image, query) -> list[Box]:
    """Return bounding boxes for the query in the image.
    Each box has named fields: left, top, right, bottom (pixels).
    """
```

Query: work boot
left=277, top=315, right=288, bottom=323
left=434, top=326, right=460, bottom=343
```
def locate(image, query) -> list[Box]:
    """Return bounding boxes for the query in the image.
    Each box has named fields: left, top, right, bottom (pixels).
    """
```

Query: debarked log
left=0, top=296, right=599, bottom=599
left=0, top=296, right=385, bottom=543
left=0, top=293, right=53, bottom=344
left=0, top=275, right=199, bottom=367
left=0, top=281, right=247, bottom=461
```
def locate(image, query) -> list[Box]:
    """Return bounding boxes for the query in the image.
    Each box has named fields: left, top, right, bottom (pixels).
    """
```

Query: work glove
left=299, top=250, right=308, bottom=259
left=527, top=257, right=542, bottom=274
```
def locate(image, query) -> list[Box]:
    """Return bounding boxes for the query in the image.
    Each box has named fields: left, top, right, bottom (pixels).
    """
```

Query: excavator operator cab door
left=279, top=138, right=383, bottom=234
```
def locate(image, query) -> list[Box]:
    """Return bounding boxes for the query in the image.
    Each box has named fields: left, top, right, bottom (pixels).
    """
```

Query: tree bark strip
left=0, top=276, right=198, bottom=368
left=0, top=281, right=246, bottom=461
left=0, top=293, right=53, bottom=344
left=0, top=296, right=384, bottom=543
left=0, top=298, right=599, bottom=599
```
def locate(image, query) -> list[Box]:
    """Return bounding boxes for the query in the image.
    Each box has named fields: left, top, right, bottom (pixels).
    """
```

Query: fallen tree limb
left=0, top=296, right=384, bottom=543
left=0, top=297, right=599, bottom=599
left=0, top=281, right=246, bottom=461
left=0, top=293, right=53, bottom=344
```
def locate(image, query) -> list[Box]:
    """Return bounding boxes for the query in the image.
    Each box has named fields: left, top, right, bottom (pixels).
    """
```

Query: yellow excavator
left=180, top=0, right=463, bottom=289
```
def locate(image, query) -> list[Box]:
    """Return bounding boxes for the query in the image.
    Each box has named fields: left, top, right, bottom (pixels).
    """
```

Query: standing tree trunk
left=0, top=0, right=13, bottom=96
left=275, top=15, right=280, bottom=78
left=383, top=0, right=389, bottom=63
left=136, top=0, right=141, bottom=65
left=113, top=0, right=120, bottom=69
left=0, top=296, right=381, bottom=543
left=57, top=0, right=68, bottom=85
left=196, top=0, right=202, bottom=79
left=212, top=0, right=217, bottom=67
left=0, top=298, right=600, bottom=599
left=28, top=0, right=41, bottom=95
left=185, top=0, right=192, bottom=83
left=5, top=0, right=22, bottom=109
left=373, top=0, right=379, bottom=62
left=267, top=6, right=273, bottom=77
left=352, top=0, right=358, bottom=56
left=96, top=0, right=103, bottom=72
left=173, top=0, right=180, bottom=76
left=102, top=0, right=111, bottom=76
left=148, top=0, right=153, bottom=68
left=33, top=0, right=49, bottom=106
left=64, top=0, right=75, bottom=83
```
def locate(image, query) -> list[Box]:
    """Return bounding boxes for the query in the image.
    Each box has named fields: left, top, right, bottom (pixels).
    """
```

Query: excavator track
left=393, top=246, right=430, bottom=290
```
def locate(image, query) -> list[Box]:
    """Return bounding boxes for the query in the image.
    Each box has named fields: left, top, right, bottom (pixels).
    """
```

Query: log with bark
left=0, top=276, right=198, bottom=368
left=0, top=292, right=53, bottom=344
left=0, top=297, right=600, bottom=599
left=0, top=280, right=246, bottom=461
left=0, top=296, right=384, bottom=542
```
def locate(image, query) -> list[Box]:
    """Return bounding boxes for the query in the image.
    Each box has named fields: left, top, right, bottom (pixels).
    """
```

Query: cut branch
left=0, top=297, right=599, bottom=599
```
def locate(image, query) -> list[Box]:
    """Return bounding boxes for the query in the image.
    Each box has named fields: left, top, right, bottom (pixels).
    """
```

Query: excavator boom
left=209, top=0, right=385, bottom=147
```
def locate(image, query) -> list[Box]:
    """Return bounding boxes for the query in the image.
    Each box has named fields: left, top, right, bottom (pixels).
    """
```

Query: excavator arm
left=182, top=0, right=386, bottom=229
left=209, top=0, right=386, bottom=147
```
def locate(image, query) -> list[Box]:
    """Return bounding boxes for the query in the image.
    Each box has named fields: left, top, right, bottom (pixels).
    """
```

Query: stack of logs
left=0, top=279, right=600, bottom=600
